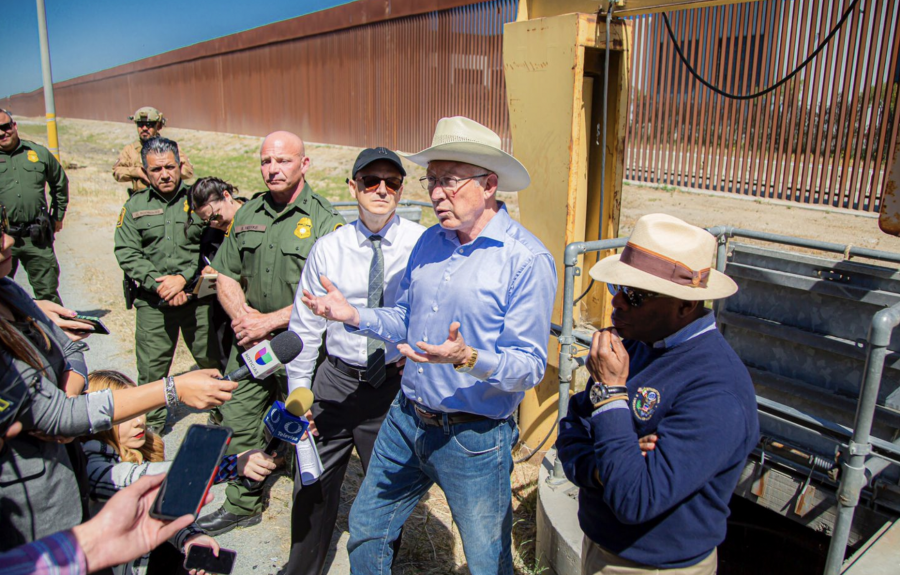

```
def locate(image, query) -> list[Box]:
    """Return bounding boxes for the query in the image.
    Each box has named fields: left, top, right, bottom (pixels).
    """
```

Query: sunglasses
left=350, top=175, right=403, bottom=193
left=136, top=121, right=157, bottom=128
left=0, top=122, right=14, bottom=133
left=607, top=284, right=667, bottom=308
left=0, top=205, right=8, bottom=237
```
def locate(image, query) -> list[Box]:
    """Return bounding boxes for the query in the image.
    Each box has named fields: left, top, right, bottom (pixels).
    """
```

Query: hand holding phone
left=150, top=424, right=232, bottom=521
left=184, top=545, right=237, bottom=574
left=73, top=313, right=111, bottom=335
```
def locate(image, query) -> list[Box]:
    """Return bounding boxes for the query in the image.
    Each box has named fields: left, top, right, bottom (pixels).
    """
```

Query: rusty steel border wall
left=1, top=0, right=517, bottom=154
left=3, top=0, right=898, bottom=213
left=625, top=0, right=900, bottom=212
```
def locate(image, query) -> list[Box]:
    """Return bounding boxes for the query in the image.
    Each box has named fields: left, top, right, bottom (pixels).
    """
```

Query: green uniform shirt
left=114, top=182, right=202, bottom=292
left=0, top=139, right=69, bottom=224
left=212, top=182, right=345, bottom=314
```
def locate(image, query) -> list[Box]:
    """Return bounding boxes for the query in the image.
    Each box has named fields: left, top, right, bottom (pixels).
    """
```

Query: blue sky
left=1, top=0, right=354, bottom=98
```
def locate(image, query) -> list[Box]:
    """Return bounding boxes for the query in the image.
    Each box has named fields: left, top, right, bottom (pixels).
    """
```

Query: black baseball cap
left=352, top=147, right=406, bottom=179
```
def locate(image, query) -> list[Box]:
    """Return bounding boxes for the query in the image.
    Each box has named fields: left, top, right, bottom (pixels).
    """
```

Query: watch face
left=589, top=382, right=605, bottom=405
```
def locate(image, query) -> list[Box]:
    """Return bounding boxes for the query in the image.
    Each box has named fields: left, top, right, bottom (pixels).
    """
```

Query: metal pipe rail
left=554, top=225, right=900, bottom=573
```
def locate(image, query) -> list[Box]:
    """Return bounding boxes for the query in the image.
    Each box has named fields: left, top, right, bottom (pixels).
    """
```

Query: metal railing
left=553, top=226, right=900, bottom=574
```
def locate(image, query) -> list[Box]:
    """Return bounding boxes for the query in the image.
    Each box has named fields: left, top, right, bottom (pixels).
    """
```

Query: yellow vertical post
left=504, top=11, right=632, bottom=450
left=35, top=0, right=60, bottom=161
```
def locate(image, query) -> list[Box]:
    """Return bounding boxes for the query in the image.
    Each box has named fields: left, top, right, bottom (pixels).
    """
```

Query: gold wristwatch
left=454, top=347, right=479, bottom=373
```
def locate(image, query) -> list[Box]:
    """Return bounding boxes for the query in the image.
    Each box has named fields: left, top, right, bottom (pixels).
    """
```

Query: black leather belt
left=328, top=355, right=400, bottom=382
left=410, top=400, right=491, bottom=427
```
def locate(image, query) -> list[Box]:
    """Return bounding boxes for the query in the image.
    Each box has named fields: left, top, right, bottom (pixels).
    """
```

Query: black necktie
left=366, top=235, right=386, bottom=387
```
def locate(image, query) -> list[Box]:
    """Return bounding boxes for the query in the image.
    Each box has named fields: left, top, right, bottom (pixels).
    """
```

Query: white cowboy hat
left=400, top=116, right=530, bottom=192
left=589, top=213, right=737, bottom=301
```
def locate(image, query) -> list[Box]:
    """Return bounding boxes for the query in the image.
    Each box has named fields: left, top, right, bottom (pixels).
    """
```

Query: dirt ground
left=13, top=115, right=900, bottom=574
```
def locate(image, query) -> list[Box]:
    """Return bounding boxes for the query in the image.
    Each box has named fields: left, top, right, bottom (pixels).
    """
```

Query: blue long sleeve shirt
left=351, top=204, right=557, bottom=419
left=556, top=326, right=759, bottom=568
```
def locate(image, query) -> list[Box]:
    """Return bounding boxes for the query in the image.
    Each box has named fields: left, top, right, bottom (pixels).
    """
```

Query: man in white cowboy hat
left=556, top=213, right=759, bottom=575
left=302, top=116, right=557, bottom=574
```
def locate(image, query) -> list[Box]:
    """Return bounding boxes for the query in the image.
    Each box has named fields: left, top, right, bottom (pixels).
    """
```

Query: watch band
left=454, top=347, right=479, bottom=373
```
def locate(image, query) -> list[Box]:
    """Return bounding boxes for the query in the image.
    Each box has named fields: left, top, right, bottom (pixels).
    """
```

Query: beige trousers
left=581, top=536, right=717, bottom=575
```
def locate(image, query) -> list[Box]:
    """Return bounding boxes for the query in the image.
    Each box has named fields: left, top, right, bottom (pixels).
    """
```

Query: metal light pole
left=35, top=0, right=60, bottom=161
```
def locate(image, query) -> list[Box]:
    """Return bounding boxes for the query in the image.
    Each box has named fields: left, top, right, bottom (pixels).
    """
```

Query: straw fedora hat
left=589, top=213, right=737, bottom=301
left=400, top=116, right=531, bottom=192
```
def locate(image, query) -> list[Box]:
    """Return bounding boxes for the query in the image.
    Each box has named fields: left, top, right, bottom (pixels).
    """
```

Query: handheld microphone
left=223, top=331, right=303, bottom=381
left=241, top=387, right=315, bottom=490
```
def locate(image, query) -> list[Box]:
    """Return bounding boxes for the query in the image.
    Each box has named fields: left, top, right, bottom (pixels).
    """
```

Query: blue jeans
left=348, top=393, right=519, bottom=575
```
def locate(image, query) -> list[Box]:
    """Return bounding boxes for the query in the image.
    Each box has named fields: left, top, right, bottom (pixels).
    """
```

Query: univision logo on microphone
left=241, top=340, right=283, bottom=379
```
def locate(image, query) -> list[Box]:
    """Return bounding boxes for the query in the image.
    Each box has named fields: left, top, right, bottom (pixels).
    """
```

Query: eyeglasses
left=0, top=122, right=14, bottom=133
left=0, top=204, right=8, bottom=237
left=351, top=175, right=403, bottom=193
left=607, top=284, right=667, bottom=308
left=136, top=121, right=157, bottom=128
left=200, top=212, right=222, bottom=226
left=419, top=174, right=491, bottom=192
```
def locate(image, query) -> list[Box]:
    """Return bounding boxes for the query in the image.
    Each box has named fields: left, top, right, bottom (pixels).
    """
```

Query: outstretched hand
left=301, top=275, right=360, bottom=326
left=398, top=322, right=471, bottom=365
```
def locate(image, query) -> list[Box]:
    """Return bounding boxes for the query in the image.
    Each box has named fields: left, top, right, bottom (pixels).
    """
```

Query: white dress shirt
left=286, top=214, right=426, bottom=391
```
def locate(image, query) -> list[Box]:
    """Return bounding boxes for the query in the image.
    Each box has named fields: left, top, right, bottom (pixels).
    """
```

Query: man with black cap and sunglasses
left=556, top=213, right=759, bottom=574
left=282, top=147, right=424, bottom=574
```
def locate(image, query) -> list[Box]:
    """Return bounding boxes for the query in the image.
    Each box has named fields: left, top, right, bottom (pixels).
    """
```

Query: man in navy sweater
left=557, top=213, right=759, bottom=574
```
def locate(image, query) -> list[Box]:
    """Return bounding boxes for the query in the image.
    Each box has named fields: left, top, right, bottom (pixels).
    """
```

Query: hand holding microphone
left=241, top=387, right=315, bottom=490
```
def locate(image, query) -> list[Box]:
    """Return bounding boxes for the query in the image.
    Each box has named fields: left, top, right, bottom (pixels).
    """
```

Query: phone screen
left=184, top=545, right=237, bottom=574
left=151, top=425, right=231, bottom=520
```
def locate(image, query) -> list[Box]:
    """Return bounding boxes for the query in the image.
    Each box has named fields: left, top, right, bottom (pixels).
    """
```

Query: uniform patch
left=27, top=150, right=39, bottom=163
left=333, top=222, right=343, bottom=232
left=294, top=217, right=312, bottom=239
left=224, top=219, right=234, bottom=237
left=632, top=387, right=661, bottom=421
left=235, top=224, right=267, bottom=233
left=132, top=208, right=164, bottom=219
left=116, top=207, right=126, bottom=228
left=183, top=199, right=190, bottom=212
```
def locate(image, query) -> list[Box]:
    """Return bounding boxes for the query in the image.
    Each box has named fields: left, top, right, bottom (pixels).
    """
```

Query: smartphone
left=183, top=545, right=237, bottom=574
left=149, top=424, right=232, bottom=521
left=73, top=313, right=111, bottom=335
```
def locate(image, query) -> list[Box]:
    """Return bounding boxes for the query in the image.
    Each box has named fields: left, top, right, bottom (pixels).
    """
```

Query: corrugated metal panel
left=2, top=0, right=517, bottom=154
left=624, top=0, right=900, bottom=212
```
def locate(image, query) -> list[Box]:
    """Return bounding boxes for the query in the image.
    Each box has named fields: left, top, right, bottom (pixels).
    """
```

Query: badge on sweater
left=116, top=207, right=126, bottom=228
left=27, top=150, right=39, bottom=163
left=294, top=217, right=312, bottom=239
left=632, top=387, right=660, bottom=421
left=183, top=199, right=190, bottom=212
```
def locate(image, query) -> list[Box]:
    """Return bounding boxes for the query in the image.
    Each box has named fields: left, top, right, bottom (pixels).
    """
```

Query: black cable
left=662, top=0, right=861, bottom=101
left=574, top=3, right=614, bottom=306
left=514, top=419, right=559, bottom=464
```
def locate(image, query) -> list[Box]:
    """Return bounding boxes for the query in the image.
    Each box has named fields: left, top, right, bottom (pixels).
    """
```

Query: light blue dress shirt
left=351, top=204, right=557, bottom=419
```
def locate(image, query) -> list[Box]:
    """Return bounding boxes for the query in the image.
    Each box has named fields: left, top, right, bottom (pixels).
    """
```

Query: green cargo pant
left=134, top=298, right=222, bottom=430
left=11, top=235, right=61, bottom=304
left=218, top=342, right=287, bottom=516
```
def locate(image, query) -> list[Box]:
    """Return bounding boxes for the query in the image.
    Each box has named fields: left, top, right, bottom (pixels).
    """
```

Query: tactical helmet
left=129, top=107, right=165, bottom=125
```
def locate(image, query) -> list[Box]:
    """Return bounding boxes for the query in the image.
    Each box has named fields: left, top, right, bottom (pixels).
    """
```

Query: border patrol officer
left=114, top=136, right=220, bottom=432
left=113, top=107, right=194, bottom=196
left=197, top=131, right=344, bottom=535
left=0, top=108, right=68, bottom=304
